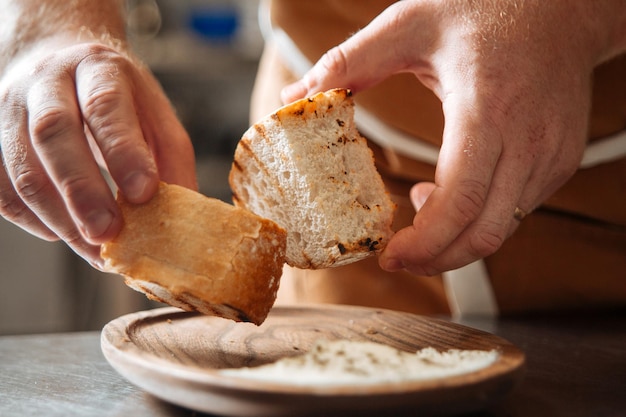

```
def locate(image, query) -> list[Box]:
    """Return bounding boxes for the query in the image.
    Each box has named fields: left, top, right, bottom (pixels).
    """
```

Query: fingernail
left=123, top=170, right=151, bottom=201
left=82, top=209, right=114, bottom=240
left=416, top=191, right=429, bottom=209
left=281, top=81, right=308, bottom=104
left=381, top=257, right=404, bottom=272
left=410, top=185, right=431, bottom=212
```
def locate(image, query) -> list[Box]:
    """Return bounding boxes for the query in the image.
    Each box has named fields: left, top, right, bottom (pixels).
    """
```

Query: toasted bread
left=101, top=182, right=286, bottom=325
left=229, top=89, right=395, bottom=269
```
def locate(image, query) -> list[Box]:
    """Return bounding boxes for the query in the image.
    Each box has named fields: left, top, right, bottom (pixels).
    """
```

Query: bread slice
left=100, top=182, right=286, bottom=325
left=229, top=88, right=395, bottom=269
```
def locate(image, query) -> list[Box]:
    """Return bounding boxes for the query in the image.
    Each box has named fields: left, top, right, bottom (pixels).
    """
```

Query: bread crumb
left=220, top=340, right=498, bottom=385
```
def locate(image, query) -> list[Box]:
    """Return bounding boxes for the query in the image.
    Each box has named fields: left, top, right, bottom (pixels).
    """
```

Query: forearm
left=0, top=0, right=127, bottom=74
left=453, top=0, right=626, bottom=66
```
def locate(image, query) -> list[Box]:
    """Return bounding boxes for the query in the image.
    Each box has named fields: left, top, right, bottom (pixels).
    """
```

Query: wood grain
left=101, top=305, right=525, bottom=416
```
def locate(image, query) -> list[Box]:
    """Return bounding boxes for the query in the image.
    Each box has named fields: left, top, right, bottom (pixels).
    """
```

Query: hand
left=281, top=0, right=624, bottom=275
left=0, top=41, right=197, bottom=268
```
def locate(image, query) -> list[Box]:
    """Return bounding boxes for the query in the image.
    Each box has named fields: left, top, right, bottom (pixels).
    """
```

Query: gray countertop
left=1, top=310, right=625, bottom=417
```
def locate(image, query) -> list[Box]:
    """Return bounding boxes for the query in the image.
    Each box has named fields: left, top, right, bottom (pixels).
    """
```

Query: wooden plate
left=101, top=305, right=524, bottom=417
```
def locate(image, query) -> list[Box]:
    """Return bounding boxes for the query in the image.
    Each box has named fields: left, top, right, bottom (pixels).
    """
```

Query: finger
left=409, top=182, right=436, bottom=212
left=134, top=74, right=198, bottom=191
left=0, top=97, right=60, bottom=240
left=420, top=86, right=590, bottom=273
left=395, top=175, right=524, bottom=275
left=412, top=147, right=532, bottom=274
left=0, top=150, right=58, bottom=241
left=281, top=1, right=433, bottom=103
left=75, top=48, right=160, bottom=203
left=1, top=103, right=103, bottom=264
left=27, top=70, right=122, bottom=245
left=0, top=95, right=67, bottom=241
left=380, top=93, right=503, bottom=275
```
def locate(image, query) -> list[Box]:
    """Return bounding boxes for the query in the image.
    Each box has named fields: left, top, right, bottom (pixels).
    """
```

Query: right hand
left=0, top=42, right=197, bottom=268
left=281, top=0, right=623, bottom=277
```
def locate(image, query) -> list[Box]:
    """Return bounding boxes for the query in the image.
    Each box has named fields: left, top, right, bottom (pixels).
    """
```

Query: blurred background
left=0, top=0, right=263, bottom=335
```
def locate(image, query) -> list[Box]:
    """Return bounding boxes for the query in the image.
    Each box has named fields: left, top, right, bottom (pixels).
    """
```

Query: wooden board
left=101, top=305, right=525, bottom=416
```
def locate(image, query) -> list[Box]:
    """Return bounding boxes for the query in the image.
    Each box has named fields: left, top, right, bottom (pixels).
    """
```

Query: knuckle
left=80, top=45, right=131, bottom=80
left=95, top=127, right=139, bottom=162
left=58, top=174, right=93, bottom=202
left=81, top=84, right=124, bottom=122
left=450, top=179, right=487, bottom=226
left=79, top=42, right=116, bottom=56
left=318, top=45, right=350, bottom=79
left=0, top=189, right=28, bottom=221
left=13, top=168, right=49, bottom=201
left=468, top=226, right=505, bottom=258
left=30, top=107, right=75, bottom=143
left=80, top=86, right=135, bottom=151
left=81, top=90, right=132, bottom=148
left=421, top=241, right=443, bottom=261
left=62, top=227, right=89, bottom=249
left=74, top=42, right=127, bottom=68
left=78, top=52, right=133, bottom=122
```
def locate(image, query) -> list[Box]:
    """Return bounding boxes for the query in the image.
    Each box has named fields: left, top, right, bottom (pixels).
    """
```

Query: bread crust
left=230, top=88, right=396, bottom=269
left=101, top=182, right=286, bottom=325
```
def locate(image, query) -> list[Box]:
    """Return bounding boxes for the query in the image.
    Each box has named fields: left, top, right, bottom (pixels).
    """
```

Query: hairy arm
left=0, top=0, right=127, bottom=71
left=0, top=0, right=196, bottom=267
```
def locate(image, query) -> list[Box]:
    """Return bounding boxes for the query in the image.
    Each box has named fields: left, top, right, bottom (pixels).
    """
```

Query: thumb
left=281, top=2, right=433, bottom=103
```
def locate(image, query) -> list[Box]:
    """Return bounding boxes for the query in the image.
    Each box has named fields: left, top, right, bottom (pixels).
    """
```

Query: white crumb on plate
left=220, top=339, right=499, bottom=386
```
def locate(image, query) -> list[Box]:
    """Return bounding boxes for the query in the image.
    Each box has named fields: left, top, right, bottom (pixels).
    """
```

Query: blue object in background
left=187, top=6, right=239, bottom=43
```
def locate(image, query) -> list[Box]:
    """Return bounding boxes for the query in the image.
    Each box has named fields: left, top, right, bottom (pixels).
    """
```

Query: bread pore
left=229, top=88, right=395, bottom=269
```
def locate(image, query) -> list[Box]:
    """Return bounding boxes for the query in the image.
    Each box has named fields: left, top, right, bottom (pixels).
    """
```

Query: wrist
left=1, top=0, right=128, bottom=75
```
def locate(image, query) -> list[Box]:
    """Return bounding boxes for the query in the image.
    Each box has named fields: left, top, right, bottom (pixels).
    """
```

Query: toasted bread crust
left=101, top=182, right=286, bottom=325
left=230, top=88, right=395, bottom=269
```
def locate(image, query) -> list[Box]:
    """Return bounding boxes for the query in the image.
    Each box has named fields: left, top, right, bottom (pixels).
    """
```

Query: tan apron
left=250, top=0, right=626, bottom=316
